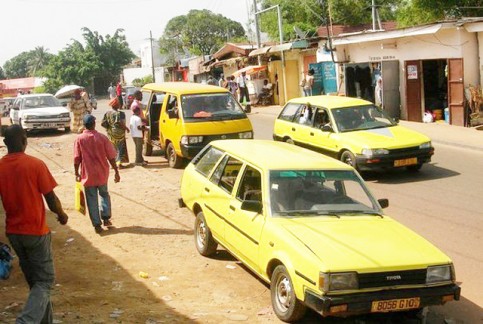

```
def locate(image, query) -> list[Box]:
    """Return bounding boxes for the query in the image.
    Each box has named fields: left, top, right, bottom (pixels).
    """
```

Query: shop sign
left=369, top=56, right=396, bottom=61
left=407, top=65, right=418, bottom=79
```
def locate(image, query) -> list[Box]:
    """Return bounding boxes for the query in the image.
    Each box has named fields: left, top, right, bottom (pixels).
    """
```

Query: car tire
left=284, top=137, right=295, bottom=145
left=143, top=141, right=153, bottom=156
left=407, top=163, right=423, bottom=172
left=194, top=211, right=218, bottom=256
left=166, top=142, right=183, bottom=168
left=64, top=127, right=71, bottom=133
left=270, top=265, right=306, bottom=322
left=340, top=150, right=358, bottom=170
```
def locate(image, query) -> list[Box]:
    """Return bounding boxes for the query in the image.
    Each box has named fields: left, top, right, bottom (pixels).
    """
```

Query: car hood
left=338, top=125, right=430, bottom=150
left=21, top=106, right=69, bottom=115
left=279, top=217, right=450, bottom=271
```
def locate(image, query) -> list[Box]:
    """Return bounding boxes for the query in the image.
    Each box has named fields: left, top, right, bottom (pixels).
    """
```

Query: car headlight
left=319, top=272, right=358, bottom=292
left=238, top=131, right=253, bottom=139
left=419, top=142, right=432, bottom=149
left=426, top=265, right=453, bottom=284
left=361, top=148, right=389, bottom=157
left=59, top=113, right=70, bottom=118
left=23, top=114, right=39, bottom=121
left=180, top=136, right=203, bottom=145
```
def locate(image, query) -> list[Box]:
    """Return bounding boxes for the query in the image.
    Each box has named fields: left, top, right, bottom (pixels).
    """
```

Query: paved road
left=249, top=105, right=483, bottom=323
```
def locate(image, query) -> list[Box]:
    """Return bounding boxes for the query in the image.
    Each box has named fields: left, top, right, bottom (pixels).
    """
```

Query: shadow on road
left=100, top=225, right=193, bottom=236
left=363, top=163, right=460, bottom=184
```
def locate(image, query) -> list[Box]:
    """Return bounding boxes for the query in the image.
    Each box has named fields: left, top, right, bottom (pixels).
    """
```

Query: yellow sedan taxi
left=273, top=96, right=434, bottom=172
left=179, top=140, right=459, bottom=322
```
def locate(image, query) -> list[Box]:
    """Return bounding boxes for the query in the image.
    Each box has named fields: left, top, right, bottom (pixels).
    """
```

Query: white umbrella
left=55, top=85, right=83, bottom=98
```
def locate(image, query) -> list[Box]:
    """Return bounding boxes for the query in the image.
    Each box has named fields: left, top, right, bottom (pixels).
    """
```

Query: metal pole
left=253, top=0, right=261, bottom=49
left=277, top=5, right=287, bottom=105
left=372, top=0, right=376, bottom=31
left=150, top=30, right=156, bottom=82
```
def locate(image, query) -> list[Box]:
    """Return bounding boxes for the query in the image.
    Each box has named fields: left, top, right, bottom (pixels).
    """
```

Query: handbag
left=74, top=181, right=86, bottom=215
left=0, top=242, right=14, bottom=280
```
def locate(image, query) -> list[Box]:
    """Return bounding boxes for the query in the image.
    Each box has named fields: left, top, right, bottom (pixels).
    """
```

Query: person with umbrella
left=69, top=89, right=91, bottom=133
left=101, top=98, right=130, bottom=168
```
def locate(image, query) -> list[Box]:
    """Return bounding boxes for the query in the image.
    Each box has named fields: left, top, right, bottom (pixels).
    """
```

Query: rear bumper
left=304, top=284, right=460, bottom=317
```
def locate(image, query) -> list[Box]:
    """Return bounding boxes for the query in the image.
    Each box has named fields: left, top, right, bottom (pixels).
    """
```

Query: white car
left=10, top=94, right=71, bottom=132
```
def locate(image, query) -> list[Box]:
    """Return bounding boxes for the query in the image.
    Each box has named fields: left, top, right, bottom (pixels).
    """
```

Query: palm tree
left=29, top=46, right=51, bottom=76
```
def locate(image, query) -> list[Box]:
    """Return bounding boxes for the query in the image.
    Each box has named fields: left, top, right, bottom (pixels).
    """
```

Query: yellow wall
left=268, top=59, right=299, bottom=105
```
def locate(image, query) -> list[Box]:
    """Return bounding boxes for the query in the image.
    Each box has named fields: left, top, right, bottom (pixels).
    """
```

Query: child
left=130, top=107, right=148, bottom=166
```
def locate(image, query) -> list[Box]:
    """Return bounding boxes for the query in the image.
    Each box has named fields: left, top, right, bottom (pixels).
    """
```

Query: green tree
left=3, top=52, right=31, bottom=79
left=28, top=46, right=54, bottom=76
left=159, top=9, right=246, bottom=60
left=0, top=66, right=5, bottom=80
left=132, top=75, right=154, bottom=87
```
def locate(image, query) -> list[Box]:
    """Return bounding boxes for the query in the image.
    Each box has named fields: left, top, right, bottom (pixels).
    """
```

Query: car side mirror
left=168, top=108, right=179, bottom=119
left=321, top=124, right=333, bottom=132
left=378, top=198, right=389, bottom=209
left=241, top=200, right=263, bottom=213
left=12, top=106, right=19, bottom=110
left=61, top=102, right=67, bottom=107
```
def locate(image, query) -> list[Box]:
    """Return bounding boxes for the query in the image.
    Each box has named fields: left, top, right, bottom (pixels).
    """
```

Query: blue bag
left=0, top=242, right=14, bottom=280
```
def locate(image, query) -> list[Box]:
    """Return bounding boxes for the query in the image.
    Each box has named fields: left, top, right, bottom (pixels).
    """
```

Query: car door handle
left=291, top=127, right=296, bottom=131
left=204, top=187, right=210, bottom=193
left=162, top=120, right=166, bottom=123
left=310, top=132, right=314, bottom=136
left=229, top=205, right=236, bottom=211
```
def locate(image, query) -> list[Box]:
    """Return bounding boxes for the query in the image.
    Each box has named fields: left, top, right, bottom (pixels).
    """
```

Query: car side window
left=313, top=108, right=331, bottom=129
left=211, top=155, right=243, bottom=194
left=236, top=166, right=262, bottom=202
left=278, top=103, right=302, bottom=122
left=166, top=94, right=178, bottom=112
left=194, top=147, right=224, bottom=177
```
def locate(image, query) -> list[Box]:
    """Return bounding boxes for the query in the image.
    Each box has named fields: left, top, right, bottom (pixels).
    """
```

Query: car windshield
left=181, top=93, right=246, bottom=122
left=269, top=170, right=382, bottom=216
left=332, top=105, right=396, bottom=132
left=22, top=96, right=61, bottom=109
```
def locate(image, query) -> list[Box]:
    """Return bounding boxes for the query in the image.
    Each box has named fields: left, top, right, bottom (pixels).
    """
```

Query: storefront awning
left=249, top=46, right=271, bottom=57
left=268, top=43, right=292, bottom=52
left=232, top=65, right=267, bottom=77
left=332, top=24, right=442, bottom=45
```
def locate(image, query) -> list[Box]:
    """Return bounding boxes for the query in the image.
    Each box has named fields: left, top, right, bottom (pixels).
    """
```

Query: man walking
left=0, top=125, right=69, bottom=323
left=74, top=115, right=120, bottom=234
left=237, top=71, right=251, bottom=112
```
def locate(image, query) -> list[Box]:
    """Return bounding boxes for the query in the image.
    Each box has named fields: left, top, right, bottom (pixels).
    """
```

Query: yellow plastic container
left=74, top=181, right=86, bottom=215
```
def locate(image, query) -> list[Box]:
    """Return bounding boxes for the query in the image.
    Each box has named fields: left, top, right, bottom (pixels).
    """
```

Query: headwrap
left=109, top=97, right=119, bottom=107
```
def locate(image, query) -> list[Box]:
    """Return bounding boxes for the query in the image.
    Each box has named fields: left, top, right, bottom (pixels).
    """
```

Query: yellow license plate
left=371, top=297, right=420, bottom=313
left=394, top=157, right=417, bottom=167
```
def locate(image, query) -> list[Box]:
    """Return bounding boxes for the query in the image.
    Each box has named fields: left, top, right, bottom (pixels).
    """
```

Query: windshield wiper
left=277, top=210, right=340, bottom=218
left=335, top=210, right=383, bottom=218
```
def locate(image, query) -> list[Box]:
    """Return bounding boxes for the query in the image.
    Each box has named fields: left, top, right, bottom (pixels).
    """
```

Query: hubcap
left=197, top=220, right=206, bottom=247
left=276, top=276, right=292, bottom=311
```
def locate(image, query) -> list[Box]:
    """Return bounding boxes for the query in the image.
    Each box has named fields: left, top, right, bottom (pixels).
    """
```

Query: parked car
left=179, top=139, right=460, bottom=322
left=10, top=94, right=71, bottom=132
left=273, top=96, right=434, bottom=172
left=57, top=93, right=97, bottom=110
left=141, top=82, right=253, bottom=168
left=122, top=86, right=140, bottom=110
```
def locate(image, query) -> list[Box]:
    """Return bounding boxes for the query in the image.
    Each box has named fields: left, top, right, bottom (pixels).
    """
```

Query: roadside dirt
left=0, top=104, right=464, bottom=324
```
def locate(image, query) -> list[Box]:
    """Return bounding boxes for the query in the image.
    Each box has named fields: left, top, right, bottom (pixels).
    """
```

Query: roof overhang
left=269, top=43, right=292, bottom=52
left=332, top=23, right=442, bottom=45
left=249, top=46, right=271, bottom=57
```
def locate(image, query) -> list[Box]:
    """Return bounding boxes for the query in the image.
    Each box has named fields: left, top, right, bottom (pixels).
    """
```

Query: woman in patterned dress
left=69, top=89, right=89, bottom=133
left=101, top=97, right=130, bottom=167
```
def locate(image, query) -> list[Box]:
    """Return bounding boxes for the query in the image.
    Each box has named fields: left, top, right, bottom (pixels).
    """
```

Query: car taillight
left=128, top=95, right=134, bottom=100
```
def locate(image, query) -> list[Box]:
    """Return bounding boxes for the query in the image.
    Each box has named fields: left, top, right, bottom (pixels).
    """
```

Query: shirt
left=0, top=152, right=57, bottom=235
left=130, top=99, right=145, bottom=119
left=237, top=75, right=247, bottom=88
left=130, top=115, right=143, bottom=138
left=74, top=129, right=117, bottom=187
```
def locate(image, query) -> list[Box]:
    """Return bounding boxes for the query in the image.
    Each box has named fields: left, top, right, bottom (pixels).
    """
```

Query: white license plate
left=42, top=123, right=58, bottom=128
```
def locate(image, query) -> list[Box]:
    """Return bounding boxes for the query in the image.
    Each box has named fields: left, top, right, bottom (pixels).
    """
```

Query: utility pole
left=252, top=0, right=261, bottom=49
left=150, top=30, right=156, bottom=82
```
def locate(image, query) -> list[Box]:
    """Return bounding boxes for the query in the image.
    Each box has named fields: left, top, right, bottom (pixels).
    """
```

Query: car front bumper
left=304, top=283, right=460, bottom=317
left=22, top=120, right=71, bottom=130
left=355, top=147, right=434, bottom=171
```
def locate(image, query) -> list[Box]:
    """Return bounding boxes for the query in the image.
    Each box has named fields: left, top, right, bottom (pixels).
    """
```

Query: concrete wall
left=123, top=67, right=167, bottom=85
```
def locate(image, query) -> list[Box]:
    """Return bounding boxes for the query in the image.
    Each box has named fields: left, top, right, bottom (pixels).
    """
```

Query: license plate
left=394, top=157, right=417, bottom=167
left=42, top=123, right=58, bottom=128
left=371, top=297, right=420, bottom=313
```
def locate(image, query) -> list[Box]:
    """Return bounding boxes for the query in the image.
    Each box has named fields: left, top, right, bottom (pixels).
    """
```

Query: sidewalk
left=253, top=105, right=483, bottom=152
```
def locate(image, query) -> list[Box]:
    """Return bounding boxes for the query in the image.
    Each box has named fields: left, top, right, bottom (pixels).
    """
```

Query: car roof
left=142, top=82, right=229, bottom=95
left=17, top=93, right=54, bottom=98
left=287, top=95, right=372, bottom=109
left=211, top=140, right=353, bottom=171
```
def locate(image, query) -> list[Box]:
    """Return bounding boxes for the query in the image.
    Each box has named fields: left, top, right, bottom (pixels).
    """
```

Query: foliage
left=159, top=9, right=246, bottom=61
left=396, top=0, right=483, bottom=27
left=132, top=75, right=153, bottom=87
left=0, top=66, right=5, bottom=80
left=32, top=86, right=46, bottom=94
left=2, top=48, right=54, bottom=79
left=41, top=28, right=135, bottom=94
left=328, top=0, right=397, bottom=25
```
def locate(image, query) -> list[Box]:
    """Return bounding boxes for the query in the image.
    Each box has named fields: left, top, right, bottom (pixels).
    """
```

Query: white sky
left=0, top=0, right=253, bottom=67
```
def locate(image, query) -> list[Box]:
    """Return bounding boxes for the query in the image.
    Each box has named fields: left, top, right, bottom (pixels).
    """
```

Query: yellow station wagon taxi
left=273, top=96, right=434, bottom=172
left=141, top=82, right=253, bottom=168
left=179, top=140, right=459, bottom=322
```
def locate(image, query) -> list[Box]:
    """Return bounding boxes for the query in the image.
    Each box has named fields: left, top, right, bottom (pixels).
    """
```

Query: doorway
left=422, top=59, right=448, bottom=121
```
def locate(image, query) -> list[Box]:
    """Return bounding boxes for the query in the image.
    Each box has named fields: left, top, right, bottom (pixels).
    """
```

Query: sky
left=0, top=0, right=253, bottom=67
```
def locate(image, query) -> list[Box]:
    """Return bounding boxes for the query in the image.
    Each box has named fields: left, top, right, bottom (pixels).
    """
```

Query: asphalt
left=253, top=105, right=483, bottom=152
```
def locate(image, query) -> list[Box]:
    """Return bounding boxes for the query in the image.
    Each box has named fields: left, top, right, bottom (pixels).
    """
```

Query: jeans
left=84, top=185, right=111, bottom=227
left=303, top=87, right=312, bottom=97
left=7, top=233, right=54, bottom=324
left=133, top=137, right=144, bottom=163
left=239, top=86, right=250, bottom=105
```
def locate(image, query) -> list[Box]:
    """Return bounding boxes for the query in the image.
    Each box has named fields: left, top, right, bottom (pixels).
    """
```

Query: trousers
left=84, top=185, right=111, bottom=227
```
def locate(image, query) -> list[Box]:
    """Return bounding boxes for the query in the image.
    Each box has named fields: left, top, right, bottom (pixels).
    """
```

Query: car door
left=10, top=98, right=22, bottom=124
left=159, top=93, right=180, bottom=150
left=206, top=154, right=244, bottom=246
left=224, top=164, right=265, bottom=272
left=309, top=107, right=339, bottom=155
left=273, top=102, right=302, bottom=142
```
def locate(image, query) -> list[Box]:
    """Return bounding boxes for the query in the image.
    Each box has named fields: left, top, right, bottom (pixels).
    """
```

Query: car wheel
left=407, top=163, right=423, bottom=172
left=270, top=265, right=306, bottom=322
left=143, top=141, right=153, bottom=156
left=285, top=137, right=295, bottom=145
left=340, top=150, right=358, bottom=170
left=64, top=127, right=71, bottom=133
left=166, top=142, right=183, bottom=168
left=194, top=211, right=218, bottom=256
